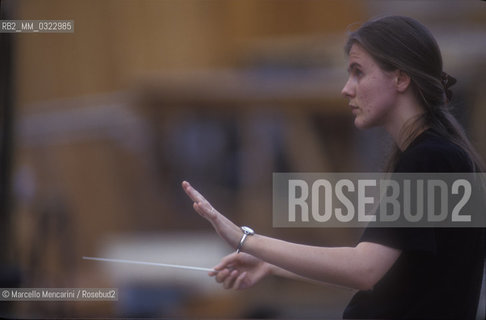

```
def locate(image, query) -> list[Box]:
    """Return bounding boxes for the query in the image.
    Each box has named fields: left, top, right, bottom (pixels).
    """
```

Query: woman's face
left=341, top=44, right=398, bottom=129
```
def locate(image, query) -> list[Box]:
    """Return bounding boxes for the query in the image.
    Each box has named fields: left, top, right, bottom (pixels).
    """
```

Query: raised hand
left=181, top=181, right=242, bottom=249
left=209, top=252, right=271, bottom=290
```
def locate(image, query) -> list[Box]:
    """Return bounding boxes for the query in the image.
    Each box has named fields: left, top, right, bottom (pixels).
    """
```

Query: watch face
left=241, top=226, right=254, bottom=235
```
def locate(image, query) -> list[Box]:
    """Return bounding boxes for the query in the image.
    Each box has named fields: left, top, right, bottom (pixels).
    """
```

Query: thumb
left=213, top=252, right=239, bottom=271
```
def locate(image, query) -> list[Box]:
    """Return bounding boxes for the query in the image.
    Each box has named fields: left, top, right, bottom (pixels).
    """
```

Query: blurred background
left=1, top=0, right=486, bottom=318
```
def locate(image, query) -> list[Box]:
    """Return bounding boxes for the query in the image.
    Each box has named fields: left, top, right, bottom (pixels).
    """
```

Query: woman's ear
left=395, top=70, right=411, bottom=93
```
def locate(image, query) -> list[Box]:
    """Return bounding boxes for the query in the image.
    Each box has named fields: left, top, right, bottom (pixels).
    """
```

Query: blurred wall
left=15, top=0, right=364, bottom=108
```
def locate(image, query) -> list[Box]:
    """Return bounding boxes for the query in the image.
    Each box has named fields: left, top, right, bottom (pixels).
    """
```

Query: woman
left=182, top=16, right=485, bottom=319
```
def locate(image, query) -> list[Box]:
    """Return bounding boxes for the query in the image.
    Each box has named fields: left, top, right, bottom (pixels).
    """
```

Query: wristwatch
left=236, top=226, right=254, bottom=253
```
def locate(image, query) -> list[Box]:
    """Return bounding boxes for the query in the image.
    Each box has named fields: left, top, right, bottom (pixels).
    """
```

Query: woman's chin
left=353, top=117, right=368, bottom=129
left=354, top=115, right=380, bottom=130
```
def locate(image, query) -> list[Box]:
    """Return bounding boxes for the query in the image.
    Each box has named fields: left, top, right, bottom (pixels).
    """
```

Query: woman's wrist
left=235, top=226, right=255, bottom=253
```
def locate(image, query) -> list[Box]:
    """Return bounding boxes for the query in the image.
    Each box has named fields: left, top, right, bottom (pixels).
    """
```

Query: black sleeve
left=359, top=135, right=473, bottom=253
left=360, top=227, right=436, bottom=253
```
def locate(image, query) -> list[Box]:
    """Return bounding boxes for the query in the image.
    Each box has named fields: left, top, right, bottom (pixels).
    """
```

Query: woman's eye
left=354, top=69, right=363, bottom=77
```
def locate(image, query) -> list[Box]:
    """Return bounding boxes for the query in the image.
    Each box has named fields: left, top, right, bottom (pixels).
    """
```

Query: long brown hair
left=344, top=16, right=484, bottom=172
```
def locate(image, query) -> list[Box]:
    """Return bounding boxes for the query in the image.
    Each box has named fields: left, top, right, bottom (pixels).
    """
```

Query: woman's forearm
left=182, top=181, right=400, bottom=291
left=268, top=262, right=356, bottom=290
left=243, top=234, right=400, bottom=290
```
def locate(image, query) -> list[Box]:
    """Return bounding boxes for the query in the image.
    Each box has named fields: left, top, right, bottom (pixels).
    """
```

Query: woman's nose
left=341, top=78, right=354, bottom=98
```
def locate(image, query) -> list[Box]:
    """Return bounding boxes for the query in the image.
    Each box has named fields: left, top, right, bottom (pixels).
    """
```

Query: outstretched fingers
left=182, top=181, right=205, bottom=203
left=182, top=180, right=241, bottom=248
left=182, top=181, right=217, bottom=220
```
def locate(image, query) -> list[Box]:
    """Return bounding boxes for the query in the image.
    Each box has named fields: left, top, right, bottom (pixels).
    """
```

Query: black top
left=343, top=129, right=485, bottom=319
